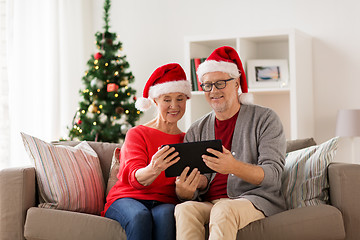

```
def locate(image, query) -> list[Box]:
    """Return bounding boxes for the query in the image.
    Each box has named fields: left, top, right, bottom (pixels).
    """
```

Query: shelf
left=192, top=88, right=290, bottom=95
left=184, top=29, right=313, bottom=140
left=191, top=91, right=204, bottom=96
left=249, top=88, right=290, bottom=94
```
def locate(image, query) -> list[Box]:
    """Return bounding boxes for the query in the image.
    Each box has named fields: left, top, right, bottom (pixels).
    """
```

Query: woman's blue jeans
left=105, top=198, right=176, bottom=240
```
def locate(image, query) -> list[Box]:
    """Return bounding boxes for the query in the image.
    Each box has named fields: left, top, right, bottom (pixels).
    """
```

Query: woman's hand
left=135, top=145, right=180, bottom=186
left=175, top=167, right=205, bottom=200
left=150, top=145, right=180, bottom=175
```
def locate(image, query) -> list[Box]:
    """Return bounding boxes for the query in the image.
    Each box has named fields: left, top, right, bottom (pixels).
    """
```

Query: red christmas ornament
left=77, top=119, right=82, bottom=125
left=94, top=52, right=103, bottom=60
left=107, top=83, right=119, bottom=92
left=133, top=96, right=137, bottom=101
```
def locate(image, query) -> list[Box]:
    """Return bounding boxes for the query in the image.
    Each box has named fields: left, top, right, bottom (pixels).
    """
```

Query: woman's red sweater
left=102, top=125, right=184, bottom=216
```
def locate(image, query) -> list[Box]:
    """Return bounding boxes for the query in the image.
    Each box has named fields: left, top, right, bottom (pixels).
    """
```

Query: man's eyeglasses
left=200, top=78, right=234, bottom=92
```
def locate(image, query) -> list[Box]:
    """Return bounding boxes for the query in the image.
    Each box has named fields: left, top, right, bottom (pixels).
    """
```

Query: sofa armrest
left=0, top=167, right=36, bottom=240
left=328, top=162, right=360, bottom=240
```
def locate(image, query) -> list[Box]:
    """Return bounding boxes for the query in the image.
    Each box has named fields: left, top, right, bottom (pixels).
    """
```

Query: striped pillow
left=21, top=132, right=105, bottom=215
left=281, top=137, right=339, bottom=209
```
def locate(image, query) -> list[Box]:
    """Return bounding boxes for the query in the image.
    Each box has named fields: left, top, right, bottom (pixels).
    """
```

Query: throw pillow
left=106, top=147, right=121, bottom=196
left=281, top=137, right=339, bottom=209
left=21, top=132, right=105, bottom=215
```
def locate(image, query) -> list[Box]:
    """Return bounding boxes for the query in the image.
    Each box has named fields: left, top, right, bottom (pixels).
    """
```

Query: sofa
left=0, top=138, right=360, bottom=240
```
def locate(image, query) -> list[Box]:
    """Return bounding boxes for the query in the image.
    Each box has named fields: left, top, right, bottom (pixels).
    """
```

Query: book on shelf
left=190, top=58, right=198, bottom=91
left=194, top=58, right=202, bottom=91
left=190, top=58, right=207, bottom=92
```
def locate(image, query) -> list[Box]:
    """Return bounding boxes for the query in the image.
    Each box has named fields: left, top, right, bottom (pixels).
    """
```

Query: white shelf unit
left=183, top=29, right=313, bottom=140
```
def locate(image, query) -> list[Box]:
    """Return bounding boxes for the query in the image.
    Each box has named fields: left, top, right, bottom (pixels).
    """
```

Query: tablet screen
left=164, top=139, right=222, bottom=177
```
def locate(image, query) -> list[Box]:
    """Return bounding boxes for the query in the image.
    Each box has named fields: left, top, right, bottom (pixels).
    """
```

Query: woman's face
left=154, top=92, right=187, bottom=124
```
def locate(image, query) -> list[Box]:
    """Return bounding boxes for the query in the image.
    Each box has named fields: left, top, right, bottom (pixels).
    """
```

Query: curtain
left=6, top=0, right=93, bottom=167
left=0, top=0, right=10, bottom=169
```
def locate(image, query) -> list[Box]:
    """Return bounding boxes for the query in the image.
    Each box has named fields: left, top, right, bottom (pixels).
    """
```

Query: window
left=0, top=0, right=10, bottom=169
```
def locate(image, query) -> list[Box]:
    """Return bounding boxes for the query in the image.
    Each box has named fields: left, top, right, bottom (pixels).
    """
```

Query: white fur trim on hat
left=197, top=60, right=240, bottom=82
left=148, top=80, right=192, bottom=100
left=135, top=97, right=153, bottom=111
left=239, top=93, right=254, bottom=105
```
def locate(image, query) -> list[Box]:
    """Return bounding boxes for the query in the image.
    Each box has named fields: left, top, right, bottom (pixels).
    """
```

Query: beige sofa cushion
left=237, top=204, right=345, bottom=240
left=286, top=137, right=317, bottom=153
left=24, top=207, right=126, bottom=240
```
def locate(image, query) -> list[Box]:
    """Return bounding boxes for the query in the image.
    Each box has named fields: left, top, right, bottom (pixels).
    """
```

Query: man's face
left=202, top=71, right=240, bottom=114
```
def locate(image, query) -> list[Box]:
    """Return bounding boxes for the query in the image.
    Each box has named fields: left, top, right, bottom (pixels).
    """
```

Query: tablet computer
left=164, top=139, right=222, bottom=177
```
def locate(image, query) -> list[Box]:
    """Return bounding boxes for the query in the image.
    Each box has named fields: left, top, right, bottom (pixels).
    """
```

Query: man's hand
left=175, top=167, right=201, bottom=200
left=203, top=146, right=265, bottom=186
left=202, top=146, right=237, bottom=174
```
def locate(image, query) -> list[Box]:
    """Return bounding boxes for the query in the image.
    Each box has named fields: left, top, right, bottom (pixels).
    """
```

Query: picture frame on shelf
left=247, top=59, right=289, bottom=89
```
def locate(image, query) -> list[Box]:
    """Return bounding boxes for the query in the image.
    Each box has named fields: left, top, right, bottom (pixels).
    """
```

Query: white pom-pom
left=135, top=97, right=153, bottom=111
left=239, top=93, right=254, bottom=105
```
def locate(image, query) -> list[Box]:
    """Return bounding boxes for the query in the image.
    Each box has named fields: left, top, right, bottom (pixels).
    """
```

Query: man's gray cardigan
left=185, top=104, right=286, bottom=216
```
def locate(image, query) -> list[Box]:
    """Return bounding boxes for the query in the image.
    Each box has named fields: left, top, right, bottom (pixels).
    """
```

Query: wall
left=89, top=0, right=360, bottom=143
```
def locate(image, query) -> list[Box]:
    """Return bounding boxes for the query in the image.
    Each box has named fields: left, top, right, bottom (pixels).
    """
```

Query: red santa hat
left=135, top=63, right=192, bottom=111
left=196, top=46, right=253, bottom=104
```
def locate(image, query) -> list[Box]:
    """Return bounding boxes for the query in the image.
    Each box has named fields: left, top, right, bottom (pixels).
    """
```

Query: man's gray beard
left=210, top=102, right=228, bottom=113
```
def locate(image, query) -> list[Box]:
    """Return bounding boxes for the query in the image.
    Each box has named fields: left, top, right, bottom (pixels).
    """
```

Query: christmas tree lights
left=68, top=0, right=141, bottom=143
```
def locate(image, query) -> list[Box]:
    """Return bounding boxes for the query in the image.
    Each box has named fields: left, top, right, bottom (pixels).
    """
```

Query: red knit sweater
left=203, top=111, right=239, bottom=201
left=102, top=125, right=185, bottom=216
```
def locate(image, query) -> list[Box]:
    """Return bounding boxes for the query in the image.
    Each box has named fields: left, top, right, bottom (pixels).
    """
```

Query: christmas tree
left=68, top=0, right=141, bottom=143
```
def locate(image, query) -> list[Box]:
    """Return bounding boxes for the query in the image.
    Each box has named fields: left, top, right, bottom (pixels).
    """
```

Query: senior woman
left=102, top=63, right=193, bottom=240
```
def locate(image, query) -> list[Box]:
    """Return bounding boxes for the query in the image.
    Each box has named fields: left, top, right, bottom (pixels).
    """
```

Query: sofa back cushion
left=286, top=137, right=317, bottom=153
